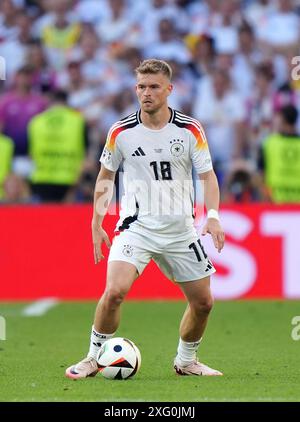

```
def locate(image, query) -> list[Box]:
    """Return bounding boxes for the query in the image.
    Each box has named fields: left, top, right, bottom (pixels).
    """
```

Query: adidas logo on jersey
left=132, top=147, right=146, bottom=156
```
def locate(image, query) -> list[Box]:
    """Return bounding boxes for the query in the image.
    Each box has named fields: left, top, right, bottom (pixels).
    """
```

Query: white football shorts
left=108, top=229, right=216, bottom=282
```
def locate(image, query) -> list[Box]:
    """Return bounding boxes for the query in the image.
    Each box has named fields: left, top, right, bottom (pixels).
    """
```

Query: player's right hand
left=92, top=226, right=111, bottom=264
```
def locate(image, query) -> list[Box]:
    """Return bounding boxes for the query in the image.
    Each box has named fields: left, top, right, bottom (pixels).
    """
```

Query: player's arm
left=92, top=165, right=116, bottom=264
left=199, top=169, right=225, bottom=253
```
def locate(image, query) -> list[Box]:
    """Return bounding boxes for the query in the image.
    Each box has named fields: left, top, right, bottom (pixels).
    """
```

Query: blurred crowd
left=1, top=0, right=300, bottom=205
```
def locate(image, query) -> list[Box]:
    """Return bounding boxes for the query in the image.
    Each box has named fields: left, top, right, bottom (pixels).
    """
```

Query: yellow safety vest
left=0, top=134, right=14, bottom=199
left=42, top=23, right=81, bottom=49
left=29, top=106, right=85, bottom=185
left=263, top=133, right=300, bottom=203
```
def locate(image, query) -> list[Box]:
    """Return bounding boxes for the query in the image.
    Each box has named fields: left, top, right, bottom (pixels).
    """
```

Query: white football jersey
left=100, top=108, right=213, bottom=237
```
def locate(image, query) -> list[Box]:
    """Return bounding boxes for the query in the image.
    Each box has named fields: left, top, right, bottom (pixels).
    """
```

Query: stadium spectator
left=247, top=62, right=276, bottom=159
left=167, top=58, right=195, bottom=115
left=188, top=33, right=216, bottom=79
left=0, top=9, right=34, bottom=83
left=41, top=0, right=81, bottom=70
left=57, top=58, right=97, bottom=116
left=260, top=104, right=300, bottom=203
left=76, top=28, right=108, bottom=87
left=97, top=86, right=136, bottom=143
left=74, top=0, right=109, bottom=26
left=116, top=46, right=143, bottom=90
left=0, top=65, right=48, bottom=159
left=73, top=166, right=98, bottom=203
left=222, top=159, right=262, bottom=203
left=1, top=172, right=32, bottom=204
left=244, top=0, right=277, bottom=44
left=274, top=81, right=298, bottom=112
left=144, top=18, right=191, bottom=64
left=32, top=0, right=72, bottom=39
left=0, top=0, right=19, bottom=43
left=28, top=90, right=87, bottom=202
left=26, top=41, right=57, bottom=94
left=256, top=0, right=300, bottom=55
left=95, top=0, right=139, bottom=48
left=142, top=0, right=189, bottom=47
left=193, top=67, right=246, bottom=185
left=209, top=0, right=240, bottom=57
left=187, top=0, right=220, bottom=35
left=232, top=23, right=263, bottom=100
left=72, top=26, right=121, bottom=98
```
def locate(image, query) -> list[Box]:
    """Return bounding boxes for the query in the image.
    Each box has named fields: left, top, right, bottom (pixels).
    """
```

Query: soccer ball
left=97, top=337, right=141, bottom=380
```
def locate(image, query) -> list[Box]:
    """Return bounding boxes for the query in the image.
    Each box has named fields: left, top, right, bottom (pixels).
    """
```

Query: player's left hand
left=202, top=219, right=225, bottom=253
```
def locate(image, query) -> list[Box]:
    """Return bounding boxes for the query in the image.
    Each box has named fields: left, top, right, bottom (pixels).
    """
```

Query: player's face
left=136, top=73, right=173, bottom=114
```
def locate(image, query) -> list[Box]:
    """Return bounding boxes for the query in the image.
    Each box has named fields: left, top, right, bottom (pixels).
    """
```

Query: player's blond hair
left=135, top=59, right=172, bottom=81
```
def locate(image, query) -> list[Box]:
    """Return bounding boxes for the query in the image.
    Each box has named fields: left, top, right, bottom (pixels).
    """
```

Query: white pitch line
left=22, top=298, right=59, bottom=317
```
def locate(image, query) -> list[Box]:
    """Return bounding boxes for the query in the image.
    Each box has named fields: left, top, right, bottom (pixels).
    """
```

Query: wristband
left=207, top=209, right=220, bottom=221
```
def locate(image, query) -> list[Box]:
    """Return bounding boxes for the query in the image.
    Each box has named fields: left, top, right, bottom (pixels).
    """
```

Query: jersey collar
left=137, top=107, right=174, bottom=124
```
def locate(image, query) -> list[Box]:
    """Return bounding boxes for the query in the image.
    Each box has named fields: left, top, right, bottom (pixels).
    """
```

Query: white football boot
left=65, top=356, right=99, bottom=379
left=174, top=359, right=223, bottom=376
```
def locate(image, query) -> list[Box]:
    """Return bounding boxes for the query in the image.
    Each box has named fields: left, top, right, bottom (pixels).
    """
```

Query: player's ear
left=167, top=84, right=173, bottom=96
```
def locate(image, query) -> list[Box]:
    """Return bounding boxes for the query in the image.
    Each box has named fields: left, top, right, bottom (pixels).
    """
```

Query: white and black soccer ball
left=97, top=337, right=141, bottom=380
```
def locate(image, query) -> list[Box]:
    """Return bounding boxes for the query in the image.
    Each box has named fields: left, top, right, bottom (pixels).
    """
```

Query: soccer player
left=66, top=59, right=225, bottom=378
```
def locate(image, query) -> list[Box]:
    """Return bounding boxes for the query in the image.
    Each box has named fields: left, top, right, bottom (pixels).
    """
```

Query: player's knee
left=103, top=288, right=126, bottom=308
left=191, top=296, right=214, bottom=316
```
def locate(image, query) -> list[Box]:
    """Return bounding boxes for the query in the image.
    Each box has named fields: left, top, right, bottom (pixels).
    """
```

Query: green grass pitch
left=0, top=300, right=299, bottom=402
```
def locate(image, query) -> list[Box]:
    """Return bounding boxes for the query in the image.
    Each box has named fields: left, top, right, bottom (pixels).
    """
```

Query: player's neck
left=140, top=106, right=171, bottom=130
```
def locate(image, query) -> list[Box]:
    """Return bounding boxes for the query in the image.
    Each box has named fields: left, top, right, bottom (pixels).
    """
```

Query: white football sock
left=87, top=326, right=115, bottom=359
left=175, top=337, right=202, bottom=366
